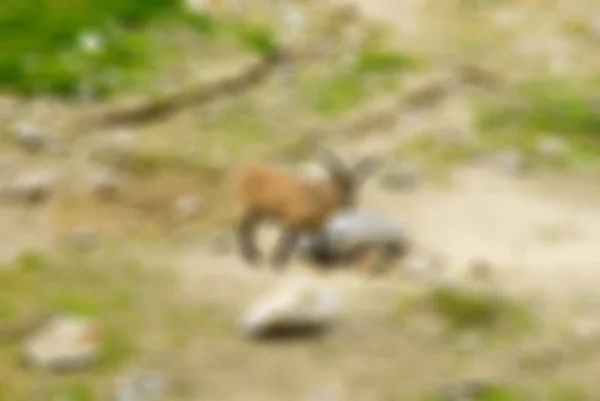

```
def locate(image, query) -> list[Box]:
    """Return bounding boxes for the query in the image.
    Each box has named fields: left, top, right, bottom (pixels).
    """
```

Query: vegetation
left=0, top=247, right=176, bottom=397
left=300, top=45, right=419, bottom=116
left=477, top=76, right=600, bottom=169
left=0, top=0, right=280, bottom=98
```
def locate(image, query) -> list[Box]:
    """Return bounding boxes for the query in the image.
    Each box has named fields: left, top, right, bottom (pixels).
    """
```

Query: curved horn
left=315, top=148, right=347, bottom=175
left=352, top=154, right=381, bottom=182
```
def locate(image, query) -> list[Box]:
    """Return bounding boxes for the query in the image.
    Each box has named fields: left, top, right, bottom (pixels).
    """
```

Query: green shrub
left=0, top=0, right=218, bottom=98
left=428, top=284, right=532, bottom=333
left=303, top=47, right=417, bottom=117
left=478, top=78, right=600, bottom=161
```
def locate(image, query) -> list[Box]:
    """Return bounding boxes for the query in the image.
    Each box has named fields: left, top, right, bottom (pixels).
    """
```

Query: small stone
left=172, top=195, right=203, bottom=221
left=379, top=163, right=421, bottom=191
left=467, top=258, right=494, bottom=282
left=438, top=379, right=497, bottom=401
left=572, top=317, right=600, bottom=344
left=516, top=340, right=567, bottom=370
left=536, top=135, right=568, bottom=159
left=183, top=0, right=207, bottom=13
left=205, top=231, right=234, bottom=256
left=79, top=31, right=104, bottom=54
left=240, top=276, right=341, bottom=340
left=455, top=331, right=483, bottom=353
left=114, top=371, right=168, bottom=401
left=12, top=122, right=49, bottom=153
left=109, top=130, right=136, bottom=157
left=402, top=251, right=446, bottom=281
left=498, top=149, right=526, bottom=175
left=5, top=169, right=58, bottom=204
left=71, top=227, right=98, bottom=250
left=21, top=314, right=102, bottom=373
left=91, top=168, right=120, bottom=199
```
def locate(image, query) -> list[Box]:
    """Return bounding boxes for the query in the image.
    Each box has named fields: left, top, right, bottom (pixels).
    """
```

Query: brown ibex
left=232, top=149, right=378, bottom=270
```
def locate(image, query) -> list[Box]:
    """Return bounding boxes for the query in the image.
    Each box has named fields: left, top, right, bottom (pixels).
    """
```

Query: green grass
left=477, top=77, right=600, bottom=169
left=428, top=284, right=533, bottom=334
left=301, top=45, right=419, bottom=117
left=394, top=134, right=480, bottom=183
left=418, top=384, right=528, bottom=401
left=0, top=247, right=177, bottom=398
left=0, top=0, right=281, bottom=99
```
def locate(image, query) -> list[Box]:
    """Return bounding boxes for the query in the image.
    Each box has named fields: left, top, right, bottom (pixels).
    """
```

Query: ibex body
left=233, top=150, right=377, bottom=269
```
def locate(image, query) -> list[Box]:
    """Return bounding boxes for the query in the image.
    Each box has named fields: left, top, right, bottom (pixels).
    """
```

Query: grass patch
left=0, top=0, right=215, bottom=98
left=393, top=284, right=535, bottom=338
left=49, top=382, right=95, bottom=401
left=548, top=384, right=586, bottom=401
left=231, top=21, right=279, bottom=59
left=394, top=134, right=480, bottom=183
left=429, top=284, right=532, bottom=333
left=420, top=383, right=529, bottom=401
left=0, top=247, right=177, bottom=399
left=477, top=77, right=600, bottom=169
left=0, top=0, right=283, bottom=99
left=301, top=45, right=419, bottom=117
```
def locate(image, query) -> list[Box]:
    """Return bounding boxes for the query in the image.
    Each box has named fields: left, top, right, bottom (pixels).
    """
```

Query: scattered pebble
left=71, top=227, right=99, bottom=250
left=572, top=317, right=600, bottom=345
left=2, top=169, right=58, bottom=204
left=498, top=149, right=526, bottom=175
left=21, top=314, right=102, bottom=373
left=536, top=135, right=569, bottom=159
left=402, top=251, right=446, bottom=281
left=11, top=122, right=50, bottom=153
left=79, top=31, right=104, bottom=54
left=516, top=339, right=567, bottom=370
left=91, top=167, right=121, bottom=199
left=114, top=371, right=168, bottom=401
left=205, top=230, right=234, bottom=256
left=240, top=276, right=341, bottom=340
left=379, top=163, right=421, bottom=192
left=437, top=379, right=497, bottom=401
left=183, top=0, right=207, bottom=13
left=172, top=194, right=204, bottom=221
left=454, top=331, right=483, bottom=353
left=467, top=258, right=494, bottom=282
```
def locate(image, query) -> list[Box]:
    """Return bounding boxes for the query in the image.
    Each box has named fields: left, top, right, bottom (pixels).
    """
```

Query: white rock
left=12, top=122, right=50, bottom=152
left=91, top=167, right=121, bottom=199
left=172, top=194, right=203, bottom=221
left=183, top=0, right=207, bottom=13
left=114, top=371, right=168, bottom=401
left=79, top=31, right=104, bottom=54
left=498, top=149, right=526, bottom=175
left=205, top=230, right=233, bottom=256
left=536, top=135, right=569, bottom=159
left=71, top=227, right=98, bottom=250
left=403, top=251, right=446, bottom=281
left=3, top=169, right=58, bottom=204
left=240, top=276, right=341, bottom=339
left=21, top=315, right=102, bottom=372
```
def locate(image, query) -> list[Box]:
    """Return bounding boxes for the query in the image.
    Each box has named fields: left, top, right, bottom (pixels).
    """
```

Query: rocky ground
left=1, top=0, right=600, bottom=400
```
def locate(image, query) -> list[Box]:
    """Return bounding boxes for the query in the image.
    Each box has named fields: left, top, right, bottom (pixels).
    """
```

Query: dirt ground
left=1, top=0, right=600, bottom=399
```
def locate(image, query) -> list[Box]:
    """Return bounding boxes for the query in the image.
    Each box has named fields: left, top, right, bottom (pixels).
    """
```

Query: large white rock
left=240, top=276, right=341, bottom=339
left=21, top=314, right=102, bottom=372
left=0, top=168, right=58, bottom=204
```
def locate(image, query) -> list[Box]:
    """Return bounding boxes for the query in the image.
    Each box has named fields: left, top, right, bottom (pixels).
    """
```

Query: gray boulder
left=297, top=209, right=411, bottom=267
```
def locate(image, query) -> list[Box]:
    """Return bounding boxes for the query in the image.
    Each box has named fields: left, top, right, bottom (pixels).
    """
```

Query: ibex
left=232, top=149, right=378, bottom=270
